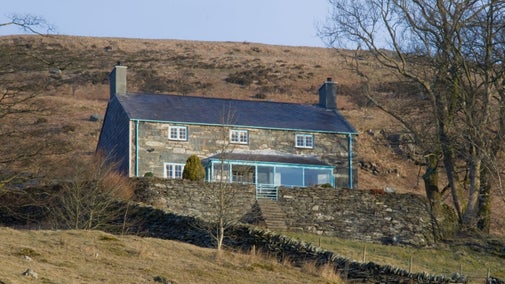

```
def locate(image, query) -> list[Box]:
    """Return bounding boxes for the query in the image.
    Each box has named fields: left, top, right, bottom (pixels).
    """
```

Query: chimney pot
left=318, top=77, right=337, bottom=110
left=109, top=65, right=127, bottom=99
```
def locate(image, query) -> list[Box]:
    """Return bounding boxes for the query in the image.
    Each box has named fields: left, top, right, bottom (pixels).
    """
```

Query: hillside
left=0, top=227, right=340, bottom=283
left=0, top=34, right=503, bottom=234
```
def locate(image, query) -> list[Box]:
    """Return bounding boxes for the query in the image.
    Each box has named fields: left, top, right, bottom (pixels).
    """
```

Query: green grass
left=285, top=232, right=504, bottom=281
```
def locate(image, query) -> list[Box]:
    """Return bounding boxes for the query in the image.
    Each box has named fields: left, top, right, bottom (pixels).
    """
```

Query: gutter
left=348, top=134, right=353, bottom=189
left=128, top=118, right=358, bottom=135
left=134, top=119, right=139, bottom=177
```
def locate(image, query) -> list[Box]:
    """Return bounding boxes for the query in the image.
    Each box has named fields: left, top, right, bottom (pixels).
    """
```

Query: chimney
left=318, top=77, right=337, bottom=110
left=109, top=64, right=127, bottom=99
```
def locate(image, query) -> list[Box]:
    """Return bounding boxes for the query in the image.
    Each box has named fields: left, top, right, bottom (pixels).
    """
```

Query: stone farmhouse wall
left=96, top=96, right=131, bottom=174
left=135, top=179, right=436, bottom=246
left=132, top=121, right=358, bottom=188
left=277, top=187, right=435, bottom=246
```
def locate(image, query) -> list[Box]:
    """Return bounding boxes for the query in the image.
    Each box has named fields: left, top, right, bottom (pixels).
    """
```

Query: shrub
left=254, top=92, right=267, bottom=99
left=182, top=155, right=205, bottom=181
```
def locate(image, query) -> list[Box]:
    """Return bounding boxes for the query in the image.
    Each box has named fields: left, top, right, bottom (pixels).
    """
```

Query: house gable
left=96, top=95, right=131, bottom=174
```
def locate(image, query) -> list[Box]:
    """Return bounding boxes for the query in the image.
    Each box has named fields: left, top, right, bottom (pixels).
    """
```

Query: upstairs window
left=165, top=163, right=185, bottom=179
left=169, top=126, right=187, bottom=141
left=230, top=129, right=248, bottom=144
left=295, top=134, right=314, bottom=149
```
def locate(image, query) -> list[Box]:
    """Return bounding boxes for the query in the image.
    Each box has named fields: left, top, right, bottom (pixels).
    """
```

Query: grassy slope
left=0, top=228, right=341, bottom=284
left=286, top=232, right=505, bottom=281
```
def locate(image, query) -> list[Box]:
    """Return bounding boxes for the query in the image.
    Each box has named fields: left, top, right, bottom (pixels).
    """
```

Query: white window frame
left=164, top=163, right=185, bottom=179
left=295, top=134, right=314, bottom=149
left=230, top=129, right=248, bottom=144
left=169, top=126, right=188, bottom=141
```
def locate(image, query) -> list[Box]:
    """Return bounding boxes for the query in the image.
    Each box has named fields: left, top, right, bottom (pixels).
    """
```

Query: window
left=169, top=126, right=187, bottom=141
left=164, top=163, right=185, bottom=179
left=295, top=134, right=314, bottom=148
left=230, top=129, right=248, bottom=144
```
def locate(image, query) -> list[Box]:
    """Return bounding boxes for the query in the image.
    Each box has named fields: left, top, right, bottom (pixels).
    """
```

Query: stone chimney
left=109, top=64, right=127, bottom=99
left=318, top=77, right=337, bottom=110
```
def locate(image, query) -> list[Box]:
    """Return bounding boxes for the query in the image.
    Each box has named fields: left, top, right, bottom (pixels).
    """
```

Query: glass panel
left=179, top=128, right=187, bottom=140
left=257, top=166, right=274, bottom=184
left=276, top=167, right=303, bottom=186
left=231, top=131, right=238, bottom=142
left=232, top=164, right=255, bottom=183
left=305, top=168, right=331, bottom=186
left=295, top=134, right=313, bottom=148
left=175, top=165, right=183, bottom=178
left=231, top=130, right=248, bottom=143
left=240, top=131, right=248, bottom=143
left=213, top=163, right=230, bottom=182
left=296, top=135, right=304, bottom=147
left=305, top=136, right=313, bottom=148
left=170, top=128, right=178, bottom=139
left=166, top=164, right=173, bottom=178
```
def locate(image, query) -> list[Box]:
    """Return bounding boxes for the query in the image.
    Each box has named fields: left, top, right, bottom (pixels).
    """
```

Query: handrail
left=256, top=184, right=278, bottom=200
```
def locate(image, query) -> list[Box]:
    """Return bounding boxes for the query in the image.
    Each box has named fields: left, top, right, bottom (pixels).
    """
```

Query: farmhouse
left=97, top=65, right=358, bottom=198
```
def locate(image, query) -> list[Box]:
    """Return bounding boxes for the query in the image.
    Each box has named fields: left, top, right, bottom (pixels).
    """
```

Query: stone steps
left=257, top=199, right=288, bottom=232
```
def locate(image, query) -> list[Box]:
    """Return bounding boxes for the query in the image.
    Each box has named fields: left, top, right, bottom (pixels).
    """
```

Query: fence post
left=409, top=256, right=413, bottom=273
left=362, top=246, right=367, bottom=262
left=343, top=261, right=349, bottom=281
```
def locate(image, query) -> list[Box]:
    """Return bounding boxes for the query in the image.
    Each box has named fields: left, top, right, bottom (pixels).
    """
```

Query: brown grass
left=0, top=227, right=340, bottom=283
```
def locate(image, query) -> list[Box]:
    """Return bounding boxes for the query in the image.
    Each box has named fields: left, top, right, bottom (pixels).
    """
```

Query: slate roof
left=117, top=93, right=357, bottom=134
left=204, top=153, right=332, bottom=166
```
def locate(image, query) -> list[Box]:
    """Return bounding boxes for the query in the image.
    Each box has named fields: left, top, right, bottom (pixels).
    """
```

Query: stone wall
left=126, top=205, right=466, bottom=283
left=278, top=187, right=435, bottom=246
left=96, top=96, right=131, bottom=174
left=135, top=178, right=439, bottom=246
left=134, top=178, right=257, bottom=222
left=133, top=121, right=357, bottom=188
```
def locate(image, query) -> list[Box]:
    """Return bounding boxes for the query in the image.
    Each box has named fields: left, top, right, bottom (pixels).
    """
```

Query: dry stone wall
left=134, top=178, right=257, bottom=222
left=126, top=205, right=468, bottom=283
left=277, top=187, right=436, bottom=246
left=135, top=178, right=438, bottom=246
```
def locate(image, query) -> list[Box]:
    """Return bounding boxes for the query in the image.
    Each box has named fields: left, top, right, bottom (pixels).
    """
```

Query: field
left=0, top=228, right=342, bottom=283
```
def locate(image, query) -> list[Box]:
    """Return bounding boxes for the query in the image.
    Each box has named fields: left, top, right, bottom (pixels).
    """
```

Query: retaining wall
left=277, top=187, right=435, bottom=246
left=135, top=178, right=438, bottom=246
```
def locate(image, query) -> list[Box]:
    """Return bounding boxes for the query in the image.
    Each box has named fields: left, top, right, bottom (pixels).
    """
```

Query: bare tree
left=200, top=105, right=247, bottom=251
left=47, top=153, right=133, bottom=230
left=321, top=0, right=505, bottom=233
left=0, top=14, right=69, bottom=188
left=0, top=14, right=54, bottom=35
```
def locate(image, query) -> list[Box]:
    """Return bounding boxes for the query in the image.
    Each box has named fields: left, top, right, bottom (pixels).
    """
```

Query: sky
left=0, top=0, right=331, bottom=47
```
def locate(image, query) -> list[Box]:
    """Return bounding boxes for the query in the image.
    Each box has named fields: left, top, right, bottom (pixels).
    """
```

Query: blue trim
left=208, top=159, right=335, bottom=187
left=135, top=120, right=139, bottom=177
left=348, top=134, right=353, bottom=189
left=128, top=118, right=358, bottom=135
left=206, top=158, right=334, bottom=169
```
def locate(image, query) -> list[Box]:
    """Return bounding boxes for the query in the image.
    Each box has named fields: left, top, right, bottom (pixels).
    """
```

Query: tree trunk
left=477, top=167, right=492, bottom=233
left=422, top=154, right=445, bottom=240
left=217, top=218, right=224, bottom=251
left=462, top=157, right=481, bottom=230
